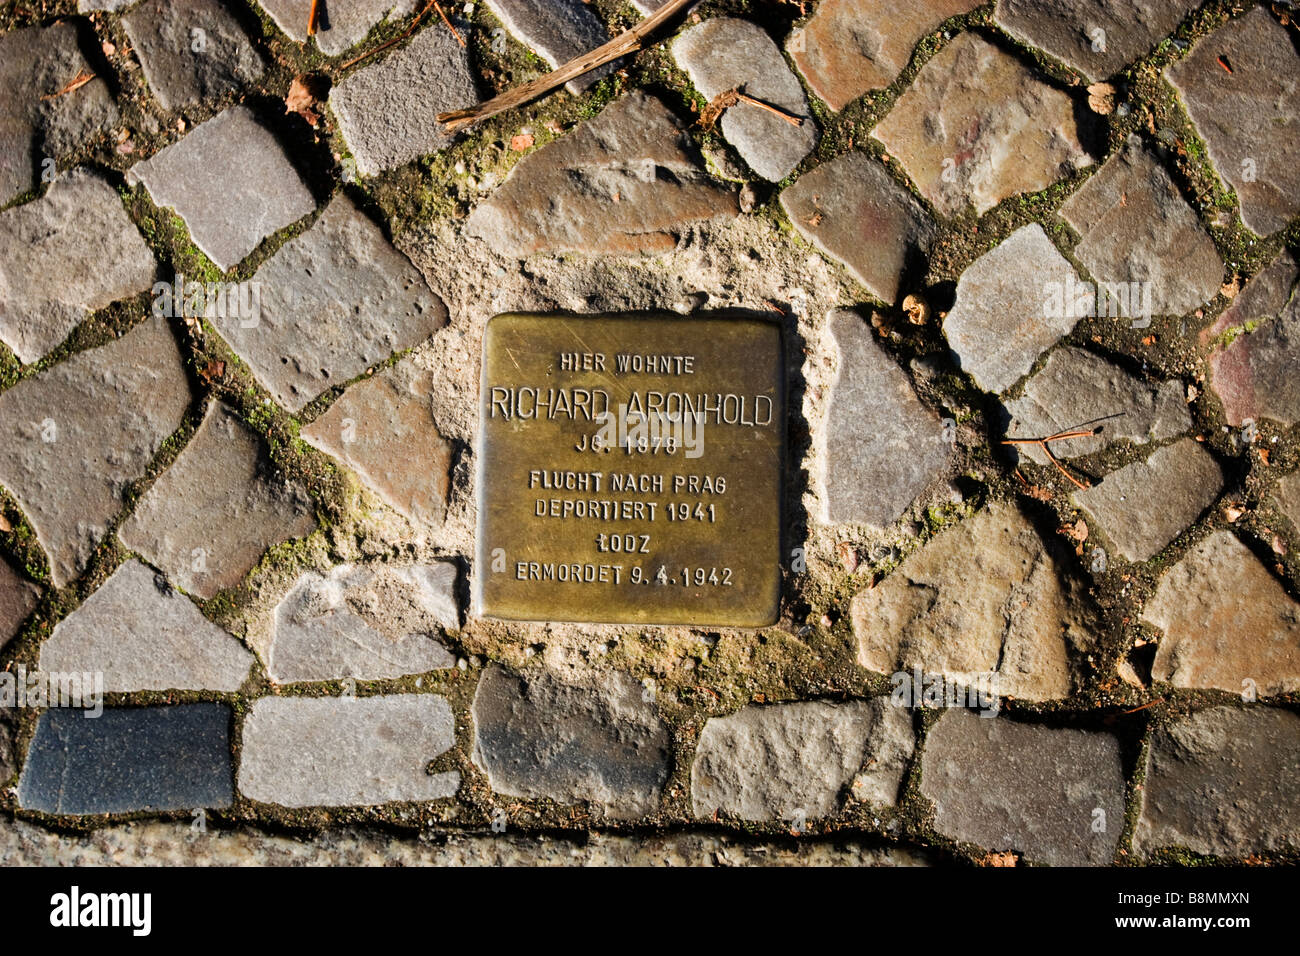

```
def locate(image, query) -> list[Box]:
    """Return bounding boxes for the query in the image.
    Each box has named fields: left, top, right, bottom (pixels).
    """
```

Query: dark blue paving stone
left=18, top=704, right=233, bottom=815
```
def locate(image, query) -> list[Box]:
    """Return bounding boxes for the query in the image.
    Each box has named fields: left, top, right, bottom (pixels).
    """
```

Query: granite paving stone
left=267, top=562, right=458, bottom=683
left=921, top=709, right=1125, bottom=865
left=0, top=318, right=190, bottom=587
left=472, top=666, right=672, bottom=818
left=690, top=698, right=913, bottom=821
left=123, top=0, right=267, bottom=111
left=0, top=22, right=119, bottom=204
left=1072, top=438, right=1224, bottom=562
left=301, top=358, right=453, bottom=522
left=852, top=501, right=1087, bottom=702
left=257, top=0, right=418, bottom=56
left=0, top=555, right=37, bottom=650
left=77, top=0, right=135, bottom=9
left=1273, top=469, right=1300, bottom=531
left=673, top=18, right=818, bottom=182
left=787, top=0, right=981, bottom=111
left=942, top=224, right=1082, bottom=394
left=873, top=33, right=1091, bottom=217
left=238, top=694, right=458, bottom=807
left=995, top=0, right=1200, bottom=81
left=822, top=310, right=950, bottom=527
left=127, top=105, right=315, bottom=271
left=1002, top=347, right=1191, bottom=465
left=1135, top=706, right=1300, bottom=858
left=118, top=403, right=317, bottom=599
left=1166, top=8, right=1300, bottom=236
left=18, top=704, right=234, bottom=815
left=780, top=151, right=935, bottom=305
left=0, top=169, right=157, bottom=364
left=485, top=0, right=615, bottom=94
left=38, top=559, right=254, bottom=693
left=466, top=92, right=738, bottom=258
left=1205, top=249, right=1300, bottom=427
left=216, top=194, right=446, bottom=413
left=1059, top=138, right=1223, bottom=318
left=1142, top=530, right=1300, bottom=696
left=330, top=24, right=479, bottom=176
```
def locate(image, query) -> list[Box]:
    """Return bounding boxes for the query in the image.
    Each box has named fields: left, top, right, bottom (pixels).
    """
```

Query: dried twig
left=1001, top=413, right=1124, bottom=491
left=41, top=69, right=96, bottom=100
left=433, top=1, right=466, bottom=48
left=736, top=90, right=804, bottom=126
left=336, top=0, right=437, bottom=72
left=437, top=0, right=694, bottom=134
left=699, top=87, right=804, bottom=131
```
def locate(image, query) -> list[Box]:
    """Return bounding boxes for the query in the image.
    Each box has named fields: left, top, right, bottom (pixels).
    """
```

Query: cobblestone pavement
left=0, top=0, right=1297, bottom=867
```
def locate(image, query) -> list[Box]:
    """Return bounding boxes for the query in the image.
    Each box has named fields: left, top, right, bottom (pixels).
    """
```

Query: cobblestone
left=0, top=555, right=36, bottom=650
left=39, top=559, right=254, bottom=692
left=921, top=709, right=1125, bottom=865
left=466, top=92, right=737, bottom=258
left=257, top=0, right=418, bottom=56
left=1142, top=530, right=1300, bottom=696
left=127, top=106, right=315, bottom=271
left=780, top=151, right=935, bottom=305
left=301, top=357, right=453, bottom=523
left=1002, top=347, right=1191, bottom=465
left=1166, top=8, right=1300, bottom=236
left=238, top=694, right=458, bottom=808
left=942, top=224, right=1081, bottom=393
left=873, top=33, right=1090, bottom=217
left=0, top=318, right=189, bottom=587
left=690, top=698, right=913, bottom=821
left=852, top=501, right=1086, bottom=702
left=485, top=0, right=614, bottom=94
left=1136, top=706, right=1300, bottom=858
left=123, top=0, right=266, bottom=110
left=1206, top=249, right=1300, bottom=427
left=995, top=0, right=1200, bottom=81
left=1072, top=438, right=1224, bottom=562
left=472, top=666, right=672, bottom=818
left=330, top=24, right=478, bottom=176
left=0, top=169, right=156, bottom=364
left=821, top=309, right=950, bottom=527
left=0, top=22, right=119, bottom=204
left=788, top=0, right=980, bottom=112
left=266, top=562, right=457, bottom=683
left=673, top=18, right=817, bottom=182
left=216, top=194, right=446, bottom=413
left=118, top=403, right=317, bottom=599
left=18, top=704, right=234, bottom=815
left=1059, top=138, right=1222, bottom=318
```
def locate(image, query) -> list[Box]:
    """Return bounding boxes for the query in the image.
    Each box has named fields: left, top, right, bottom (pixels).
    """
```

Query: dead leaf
left=199, top=359, right=226, bottom=384
left=286, top=73, right=329, bottom=126
left=1220, top=276, right=1241, bottom=299
left=902, top=293, right=930, bottom=326
left=979, top=851, right=1018, bottom=867
left=510, top=132, right=534, bottom=151
left=698, top=87, right=740, bottom=131
left=1087, top=82, right=1116, bottom=115
left=1060, top=518, right=1089, bottom=543
left=1224, top=503, right=1245, bottom=522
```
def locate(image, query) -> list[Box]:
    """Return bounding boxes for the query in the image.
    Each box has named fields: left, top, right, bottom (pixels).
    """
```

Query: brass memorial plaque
left=474, top=313, right=785, bottom=626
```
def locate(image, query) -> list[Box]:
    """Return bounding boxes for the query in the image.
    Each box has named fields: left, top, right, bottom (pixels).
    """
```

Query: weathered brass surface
left=474, top=313, right=785, bottom=626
